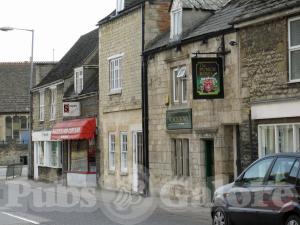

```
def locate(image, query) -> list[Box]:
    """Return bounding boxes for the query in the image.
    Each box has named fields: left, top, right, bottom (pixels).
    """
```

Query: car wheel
left=213, top=209, right=228, bottom=225
left=286, top=215, right=300, bottom=225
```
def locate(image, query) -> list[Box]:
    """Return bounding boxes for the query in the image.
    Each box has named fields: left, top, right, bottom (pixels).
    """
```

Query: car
left=212, top=153, right=300, bottom=225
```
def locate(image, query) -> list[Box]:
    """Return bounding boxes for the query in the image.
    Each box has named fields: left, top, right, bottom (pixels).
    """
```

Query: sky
left=0, top=0, right=115, bottom=62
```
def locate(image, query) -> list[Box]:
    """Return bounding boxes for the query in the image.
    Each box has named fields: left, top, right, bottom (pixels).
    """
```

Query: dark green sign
left=166, top=109, right=192, bottom=130
left=192, top=57, right=224, bottom=99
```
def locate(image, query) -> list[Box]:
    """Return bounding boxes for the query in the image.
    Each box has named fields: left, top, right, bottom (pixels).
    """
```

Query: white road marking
left=1, top=212, right=40, bottom=224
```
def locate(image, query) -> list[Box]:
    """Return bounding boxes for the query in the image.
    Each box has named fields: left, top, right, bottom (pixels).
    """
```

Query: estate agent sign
left=166, top=109, right=192, bottom=130
left=192, top=57, right=224, bottom=99
left=63, top=102, right=81, bottom=117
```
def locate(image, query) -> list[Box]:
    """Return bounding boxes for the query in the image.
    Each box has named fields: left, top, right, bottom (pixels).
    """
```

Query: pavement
left=0, top=177, right=212, bottom=225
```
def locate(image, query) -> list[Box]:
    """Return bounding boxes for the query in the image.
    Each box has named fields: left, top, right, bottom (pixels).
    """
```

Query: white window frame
left=171, top=9, right=182, bottom=39
left=120, top=132, right=128, bottom=173
left=109, top=133, right=116, bottom=171
left=116, top=0, right=124, bottom=13
left=50, top=87, right=57, bottom=121
left=258, top=123, right=300, bottom=158
left=39, top=90, right=45, bottom=121
left=109, top=55, right=123, bottom=93
left=288, top=16, right=300, bottom=82
left=172, top=66, right=187, bottom=104
left=74, top=67, right=84, bottom=94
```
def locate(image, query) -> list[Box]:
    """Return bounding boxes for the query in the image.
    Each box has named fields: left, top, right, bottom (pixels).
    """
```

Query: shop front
left=32, top=130, right=62, bottom=181
left=51, top=118, right=97, bottom=187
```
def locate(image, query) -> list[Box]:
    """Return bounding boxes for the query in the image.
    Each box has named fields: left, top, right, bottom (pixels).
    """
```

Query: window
left=173, top=66, right=187, bottom=103
left=109, top=57, right=122, bottom=92
left=38, top=142, right=45, bottom=166
left=171, top=139, right=189, bottom=177
left=109, top=133, right=116, bottom=171
left=116, top=0, right=124, bottom=12
left=289, top=17, right=300, bottom=81
left=120, top=133, right=128, bottom=173
left=5, top=117, right=12, bottom=141
left=268, top=157, right=299, bottom=185
left=50, top=87, right=57, bottom=120
left=171, top=9, right=182, bottom=39
left=39, top=90, right=45, bottom=121
left=242, top=157, right=274, bottom=186
left=70, top=140, right=88, bottom=172
left=74, top=67, right=84, bottom=94
left=37, top=141, right=62, bottom=168
left=50, top=142, right=61, bottom=168
left=259, top=123, right=300, bottom=157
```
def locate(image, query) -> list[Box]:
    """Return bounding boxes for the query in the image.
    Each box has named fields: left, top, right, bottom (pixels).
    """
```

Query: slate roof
left=145, top=0, right=300, bottom=54
left=64, top=69, right=98, bottom=99
left=177, top=0, right=230, bottom=10
left=232, top=0, right=300, bottom=24
left=35, top=29, right=98, bottom=88
left=145, top=0, right=247, bottom=52
left=98, top=0, right=147, bottom=25
left=0, top=63, right=31, bottom=113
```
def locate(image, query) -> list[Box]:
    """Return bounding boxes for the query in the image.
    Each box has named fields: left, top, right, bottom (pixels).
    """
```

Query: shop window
left=50, top=87, right=57, bottom=120
left=50, top=142, right=61, bottom=168
left=70, top=140, right=88, bottom=172
left=109, top=133, right=116, bottom=171
left=109, top=56, right=122, bottom=92
left=74, top=67, right=84, bottom=94
left=172, top=66, right=187, bottom=104
left=120, top=133, right=128, bottom=173
left=39, top=90, right=45, bottom=121
left=38, top=142, right=45, bottom=166
left=259, top=123, right=300, bottom=157
left=171, top=139, right=189, bottom=177
left=5, top=117, right=12, bottom=141
left=289, top=17, right=300, bottom=82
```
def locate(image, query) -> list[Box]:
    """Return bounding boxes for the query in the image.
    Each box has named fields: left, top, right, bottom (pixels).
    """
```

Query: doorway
left=204, top=140, right=215, bottom=202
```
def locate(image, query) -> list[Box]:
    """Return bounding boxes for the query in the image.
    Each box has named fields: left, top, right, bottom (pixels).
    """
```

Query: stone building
left=143, top=0, right=247, bottom=202
left=231, top=0, right=300, bottom=168
left=31, top=29, right=98, bottom=183
left=98, top=0, right=170, bottom=194
left=0, top=62, right=55, bottom=166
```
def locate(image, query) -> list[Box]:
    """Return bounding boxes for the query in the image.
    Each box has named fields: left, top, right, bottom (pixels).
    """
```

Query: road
left=0, top=179, right=212, bottom=225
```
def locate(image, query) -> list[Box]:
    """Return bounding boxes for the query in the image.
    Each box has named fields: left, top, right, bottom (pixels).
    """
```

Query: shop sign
left=32, top=131, right=51, bottom=141
left=192, top=57, right=224, bottom=99
left=63, top=102, right=80, bottom=117
left=166, top=109, right=192, bottom=130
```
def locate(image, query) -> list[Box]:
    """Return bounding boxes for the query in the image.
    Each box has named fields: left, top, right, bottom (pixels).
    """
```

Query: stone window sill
left=109, top=89, right=122, bottom=96
left=120, top=171, right=128, bottom=176
left=108, top=170, right=116, bottom=175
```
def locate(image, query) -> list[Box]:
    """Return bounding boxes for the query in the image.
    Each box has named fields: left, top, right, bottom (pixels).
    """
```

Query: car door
left=262, top=157, right=300, bottom=225
left=228, top=157, right=275, bottom=225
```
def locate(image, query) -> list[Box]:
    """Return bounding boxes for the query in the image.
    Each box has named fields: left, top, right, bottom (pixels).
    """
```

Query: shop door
left=205, top=140, right=215, bottom=202
left=132, top=132, right=143, bottom=193
left=34, top=142, right=39, bottom=180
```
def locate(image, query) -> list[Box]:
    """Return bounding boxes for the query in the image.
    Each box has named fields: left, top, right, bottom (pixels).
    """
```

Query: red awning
left=51, top=118, right=96, bottom=140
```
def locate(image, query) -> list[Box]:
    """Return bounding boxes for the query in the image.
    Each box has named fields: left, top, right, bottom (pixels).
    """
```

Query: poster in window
left=192, top=57, right=224, bottom=99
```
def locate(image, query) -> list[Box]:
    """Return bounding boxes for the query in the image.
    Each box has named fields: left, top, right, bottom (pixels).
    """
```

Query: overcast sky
left=0, top=0, right=115, bottom=62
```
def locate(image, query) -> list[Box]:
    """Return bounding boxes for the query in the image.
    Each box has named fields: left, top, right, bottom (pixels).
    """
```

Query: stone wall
left=0, top=141, right=28, bottom=166
left=147, top=32, right=241, bottom=202
left=239, top=17, right=300, bottom=168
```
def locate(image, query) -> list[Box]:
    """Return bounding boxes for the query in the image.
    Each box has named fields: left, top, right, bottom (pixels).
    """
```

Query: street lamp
left=0, top=26, right=34, bottom=179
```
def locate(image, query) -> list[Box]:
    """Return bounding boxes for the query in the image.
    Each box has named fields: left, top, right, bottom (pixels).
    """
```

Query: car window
left=242, top=158, right=274, bottom=186
left=267, top=157, right=298, bottom=185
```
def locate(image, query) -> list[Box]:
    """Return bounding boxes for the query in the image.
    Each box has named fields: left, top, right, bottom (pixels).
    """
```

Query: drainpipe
left=141, top=2, right=150, bottom=197
left=249, top=111, right=254, bottom=163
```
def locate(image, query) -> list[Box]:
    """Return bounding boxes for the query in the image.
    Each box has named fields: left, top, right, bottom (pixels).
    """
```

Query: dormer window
left=116, top=0, right=125, bottom=13
left=171, top=9, right=182, bottom=39
left=74, top=67, right=83, bottom=94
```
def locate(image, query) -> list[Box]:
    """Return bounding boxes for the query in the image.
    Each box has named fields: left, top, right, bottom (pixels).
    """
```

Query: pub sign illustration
left=192, top=57, right=224, bottom=99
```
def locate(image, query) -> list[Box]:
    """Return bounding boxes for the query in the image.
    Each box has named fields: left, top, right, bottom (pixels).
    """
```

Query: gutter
left=31, top=80, right=64, bottom=92
left=144, top=28, right=234, bottom=56
left=63, top=92, right=98, bottom=101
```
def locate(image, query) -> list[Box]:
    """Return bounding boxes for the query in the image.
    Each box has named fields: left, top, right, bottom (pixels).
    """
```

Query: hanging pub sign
left=192, top=57, right=224, bottom=99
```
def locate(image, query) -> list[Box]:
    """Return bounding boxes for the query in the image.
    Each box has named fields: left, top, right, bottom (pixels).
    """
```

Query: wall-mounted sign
left=32, top=131, right=51, bottom=141
left=63, top=102, right=81, bottom=117
left=166, top=109, right=192, bottom=130
left=192, top=57, right=224, bottom=99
